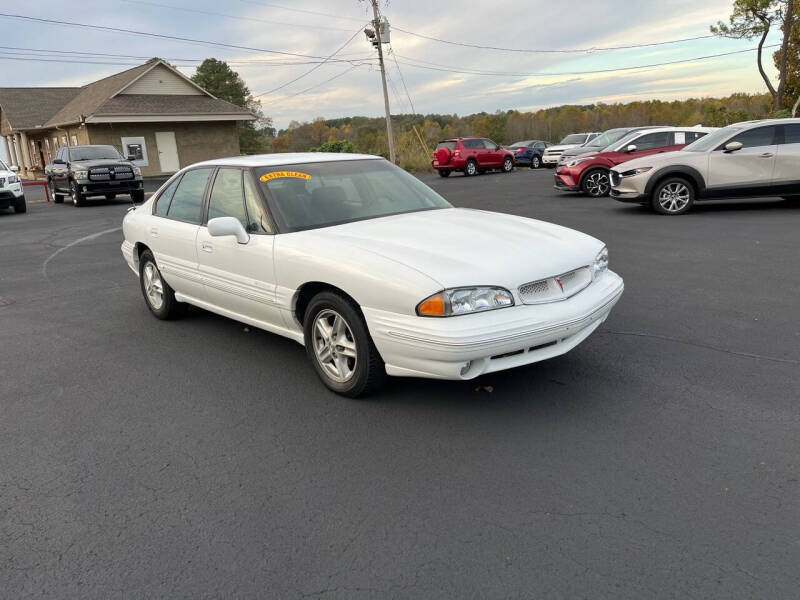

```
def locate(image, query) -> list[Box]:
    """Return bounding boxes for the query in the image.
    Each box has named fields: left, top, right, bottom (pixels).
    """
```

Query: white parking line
left=42, top=226, right=122, bottom=279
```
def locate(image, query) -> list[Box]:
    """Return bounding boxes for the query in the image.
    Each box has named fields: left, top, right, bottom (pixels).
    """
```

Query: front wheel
left=438, top=170, right=451, bottom=178
left=48, top=180, right=64, bottom=203
left=464, top=159, right=478, bottom=177
left=304, top=291, right=384, bottom=397
left=13, top=195, right=26, bottom=214
left=530, top=156, right=541, bottom=169
left=139, top=250, right=186, bottom=319
left=581, top=169, right=610, bottom=197
left=502, top=156, right=514, bottom=173
left=70, top=180, right=84, bottom=207
left=651, top=178, right=695, bottom=215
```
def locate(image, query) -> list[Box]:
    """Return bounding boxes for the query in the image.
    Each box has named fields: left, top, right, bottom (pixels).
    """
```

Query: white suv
left=0, top=159, right=25, bottom=213
left=541, top=132, right=601, bottom=166
left=609, top=119, right=800, bottom=215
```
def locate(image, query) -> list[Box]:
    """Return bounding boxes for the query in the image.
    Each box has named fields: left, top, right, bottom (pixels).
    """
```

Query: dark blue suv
left=506, top=140, right=550, bottom=169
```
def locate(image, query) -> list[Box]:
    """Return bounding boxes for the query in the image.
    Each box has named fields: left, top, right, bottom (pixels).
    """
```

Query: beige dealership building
left=0, top=59, right=255, bottom=178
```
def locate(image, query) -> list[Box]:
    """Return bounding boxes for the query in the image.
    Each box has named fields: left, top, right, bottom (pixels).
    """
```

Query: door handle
left=760, top=153, right=774, bottom=158
left=200, top=241, right=214, bottom=253
left=149, top=227, right=158, bottom=237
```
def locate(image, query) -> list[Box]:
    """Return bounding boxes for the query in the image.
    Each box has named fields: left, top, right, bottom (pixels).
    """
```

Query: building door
left=155, top=131, right=180, bottom=173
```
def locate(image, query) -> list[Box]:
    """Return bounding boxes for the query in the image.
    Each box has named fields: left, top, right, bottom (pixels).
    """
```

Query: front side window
left=725, top=126, right=777, bottom=149
left=256, top=159, right=452, bottom=232
left=482, top=139, right=498, bottom=150
left=166, top=168, right=213, bottom=224
left=207, top=168, right=247, bottom=227
left=683, top=126, right=742, bottom=152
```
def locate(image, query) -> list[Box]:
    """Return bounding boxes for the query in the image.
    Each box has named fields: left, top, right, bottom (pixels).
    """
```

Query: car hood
left=545, top=144, right=582, bottom=153
left=70, top=159, right=133, bottom=168
left=609, top=149, right=689, bottom=172
left=310, top=208, right=604, bottom=289
left=560, top=144, right=605, bottom=158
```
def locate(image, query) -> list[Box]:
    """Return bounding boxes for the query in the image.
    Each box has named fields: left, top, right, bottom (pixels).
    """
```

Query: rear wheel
left=70, top=180, right=84, bottom=207
left=651, top=177, right=694, bottom=215
left=581, top=168, right=610, bottom=197
left=139, top=250, right=186, bottom=319
left=531, top=155, right=541, bottom=169
left=464, top=159, right=478, bottom=177
left=304, top=291, right=385, bottom=397
left=13, top=195, right=26, bottom=214
left=502, top=156, right=514, bottom=173
left=438, top=170, right=451, bottom=178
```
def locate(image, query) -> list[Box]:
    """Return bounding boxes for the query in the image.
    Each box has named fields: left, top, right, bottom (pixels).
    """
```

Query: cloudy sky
left=0, top=0, right=781, bottom=135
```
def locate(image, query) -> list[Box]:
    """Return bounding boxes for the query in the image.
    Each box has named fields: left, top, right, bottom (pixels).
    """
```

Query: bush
left=310, top=140, right=356, bottom=153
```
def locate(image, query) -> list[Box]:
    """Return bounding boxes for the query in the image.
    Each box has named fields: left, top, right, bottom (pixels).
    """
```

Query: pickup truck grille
left=89, top=166, right=134, bottom=181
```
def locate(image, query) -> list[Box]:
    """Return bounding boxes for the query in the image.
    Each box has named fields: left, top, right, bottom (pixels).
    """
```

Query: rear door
left=195, top=168, right=281, bottom=326
left=707, top=125, right=777, bottom=193
left=463, top=139, right=484, bottom=166
left=774, top=124, right=800, bottom=194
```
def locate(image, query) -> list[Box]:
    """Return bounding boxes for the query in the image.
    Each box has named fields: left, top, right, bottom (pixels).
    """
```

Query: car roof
left=626, top=126, right=717, bottom=134
left=192, top=152, right=383, bottom=168
left=726, top=117, right=800, bottom=128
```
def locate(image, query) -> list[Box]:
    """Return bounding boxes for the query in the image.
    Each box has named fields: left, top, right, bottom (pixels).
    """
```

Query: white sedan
left=121, top=153, right=624, bottom=396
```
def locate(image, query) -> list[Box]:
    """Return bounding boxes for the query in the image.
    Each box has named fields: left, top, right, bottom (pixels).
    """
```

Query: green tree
left=773, top=12, right=800, bottom=114
left=190, top=58, right=274, bottom=154
left=712, top=0, right=797, bottom=111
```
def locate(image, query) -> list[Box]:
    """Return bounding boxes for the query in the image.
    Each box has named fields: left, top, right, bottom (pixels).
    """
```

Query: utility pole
left=367, top=0, right=396, bottom=163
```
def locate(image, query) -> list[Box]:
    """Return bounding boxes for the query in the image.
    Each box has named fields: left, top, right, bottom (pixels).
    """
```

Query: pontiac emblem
left=555, top=277, right=565, bottom=292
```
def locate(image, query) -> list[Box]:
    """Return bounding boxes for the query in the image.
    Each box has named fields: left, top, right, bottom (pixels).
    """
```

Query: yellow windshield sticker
left=260, top=171, right=312, bottom=182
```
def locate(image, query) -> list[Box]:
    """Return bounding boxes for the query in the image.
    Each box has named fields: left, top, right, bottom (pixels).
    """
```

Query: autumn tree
left=773, top=12, right=800, bottom=114
left=191, top=58, right=275, bottom=154
left=712, top=0, right=797, bottom=111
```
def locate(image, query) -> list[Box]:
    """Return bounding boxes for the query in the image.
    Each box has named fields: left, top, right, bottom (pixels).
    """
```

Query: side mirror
left=208, top=216, right=250, bottom=244
left=724, top=141, right=743, bottom=153
left=626, top=144, right=638, bottom=153
left=9, top=165, right=19, bottom=173
left=53, top=158, right=65, bottom=165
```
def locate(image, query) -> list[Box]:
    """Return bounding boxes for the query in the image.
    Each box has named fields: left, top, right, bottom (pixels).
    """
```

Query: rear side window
left=436, top=141, right=457, bottom=150
left=463, top=139, right=483, bottom=149
left=167, top=168, right=213, bottom=224
left=208, top=168, right=246, bottom=227
left=782, top=124, right=800, bottom=144
left=726, top=126, right=777, bottom=149
left=154, top=176, right=181, bottom=216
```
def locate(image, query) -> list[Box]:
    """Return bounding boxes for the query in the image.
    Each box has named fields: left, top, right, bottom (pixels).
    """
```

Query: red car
left=432, top=137, right=515, bottom=177
left=554, top=127, right=713, bottom=197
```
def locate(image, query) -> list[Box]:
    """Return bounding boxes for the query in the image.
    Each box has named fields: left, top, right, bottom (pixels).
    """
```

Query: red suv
left=554, top=127, right=713, bottom=197
left=432, top=137, right=515, bottom=177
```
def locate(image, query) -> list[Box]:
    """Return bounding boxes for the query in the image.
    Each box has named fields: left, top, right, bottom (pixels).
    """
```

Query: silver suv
left=609, top=119, right=800, bottom=215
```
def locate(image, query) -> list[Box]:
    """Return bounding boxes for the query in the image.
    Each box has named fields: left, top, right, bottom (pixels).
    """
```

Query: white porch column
left=2, top=136, right=10, bottom=166
left=11, top=134, right=21, bottom=168
left=8, top=135, right=19, bottom=167
left=19, top=131, right=32, bottom=175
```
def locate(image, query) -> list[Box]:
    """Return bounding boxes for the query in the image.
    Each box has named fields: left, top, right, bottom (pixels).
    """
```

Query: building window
left=120, top=136, right=149, bottom=167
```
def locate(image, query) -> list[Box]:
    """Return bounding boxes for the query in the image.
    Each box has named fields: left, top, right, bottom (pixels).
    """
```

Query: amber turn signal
left=417, top=292, right=447, bottom=316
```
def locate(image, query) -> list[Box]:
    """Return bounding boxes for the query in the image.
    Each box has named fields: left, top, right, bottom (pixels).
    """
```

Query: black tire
left=131, top=189, right=145, bottom=203
left=303, top=291, right=385, bottom=397
left=13, top=195, right=26, bottom=214
left=464, top=159, right=478, bottom=177
left=48, top=180, right=64, bottom=203
left=138, top=250, right=186, bottom=320
left=580, top=168, right=611, bottom=197
left=650, top=177, right=695, bottom=215
left=530, top=155, right=541, bottom=169
left=438, top=170, right=451, bottom=178
left=105, top=193, right=117, bottom=200
left=70, top=180, right=84, bottom=207
left=502, top=156, right=514, bottom=173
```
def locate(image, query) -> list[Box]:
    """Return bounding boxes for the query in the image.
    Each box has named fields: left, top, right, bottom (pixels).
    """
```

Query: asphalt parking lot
left=2, top=167, right=799, bottom=599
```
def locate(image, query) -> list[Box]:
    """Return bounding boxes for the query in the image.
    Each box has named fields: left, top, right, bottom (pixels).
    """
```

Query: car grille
left=89, top=166, right=134, bottom=181
left=518, top=266, right=593, bottom=304
left=544, top=150, right=564, bottom=157
left=609, top=171, right=621, bottom=187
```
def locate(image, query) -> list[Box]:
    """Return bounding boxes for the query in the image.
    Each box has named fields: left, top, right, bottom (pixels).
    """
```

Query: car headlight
left=417, top=287, right=514, bottom=317
left=132, top=165, right=142, bottom=177
left=7, top=175, right=19, bottom=184
left=619, top=167, right=652, bottom=178
left=566, top=156, right=595, bottom=168
left=74, top=169, right=89, bottom=179
left=592, top=247, right=609, bottom=277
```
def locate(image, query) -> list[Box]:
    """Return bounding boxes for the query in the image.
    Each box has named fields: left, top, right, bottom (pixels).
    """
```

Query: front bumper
left=365, top=270, right=624, bottom=380
left=554, top=167, right=580, bottom=192
left=609, top=171, right=649, bottom=203
left=0, top=183, right=24, bottom=201
left=541, top=154, right=561, bottom=165
left=76, top=179, right=143, bottom=197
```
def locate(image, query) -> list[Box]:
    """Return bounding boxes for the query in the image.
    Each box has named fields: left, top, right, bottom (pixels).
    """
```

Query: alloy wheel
left=466, top=161, right=477, bottom=176
left=531, top=157, right=540, bottom=168
left=585, top=171, right=610, bottom=197
left=313, top=309, right=357, bottom=383
left=658, top=182, right=690, bottom=213
left=142, top=262, right=164, bottom=310
left=49, top=182, right=55, bottom=202
left=71, top=182, right=80, bottom=205
left=503, top=157, right=513, bottom=172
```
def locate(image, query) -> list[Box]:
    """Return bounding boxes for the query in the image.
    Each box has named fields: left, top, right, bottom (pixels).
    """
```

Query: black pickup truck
left=44, top=144, right=145, bottom=206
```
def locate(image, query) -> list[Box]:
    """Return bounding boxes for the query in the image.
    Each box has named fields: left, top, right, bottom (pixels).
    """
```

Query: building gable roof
left=0, top=87, right=80, bottom=132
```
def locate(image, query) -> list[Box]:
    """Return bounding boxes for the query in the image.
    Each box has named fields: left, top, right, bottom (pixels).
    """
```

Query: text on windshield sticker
left=260, top=171, right=312, bottom=182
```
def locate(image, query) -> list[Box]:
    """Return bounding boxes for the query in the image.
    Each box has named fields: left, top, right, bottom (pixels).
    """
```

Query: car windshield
left=590, top=129, right=630, bottom=148
left=559, top=134, right=587, bottom=145
left=68, top=146, right=122, bottom=161
left=0, top=159, right=8, bottom=171
left=682, top=126, right=742, bottom=152
left=508, top=141, right=532, bottom=148
left=256, top=159, right=453, bottom=232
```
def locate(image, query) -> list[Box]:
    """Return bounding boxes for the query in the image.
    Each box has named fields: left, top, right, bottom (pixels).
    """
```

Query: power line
left=282, top=63, right=366, bottom=99
left=387, top=46, right=416, bottom=114
left=119, top=0, right=357, bottom=32
left=0, top=12, right=364, bottom=61
left=254, top=27, right=365, bottom=98
left=238, top=0, right=367, bottom=23
left=392, top=26, right=720, bottom=54
left=393, top=45, right=781, bottom=78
